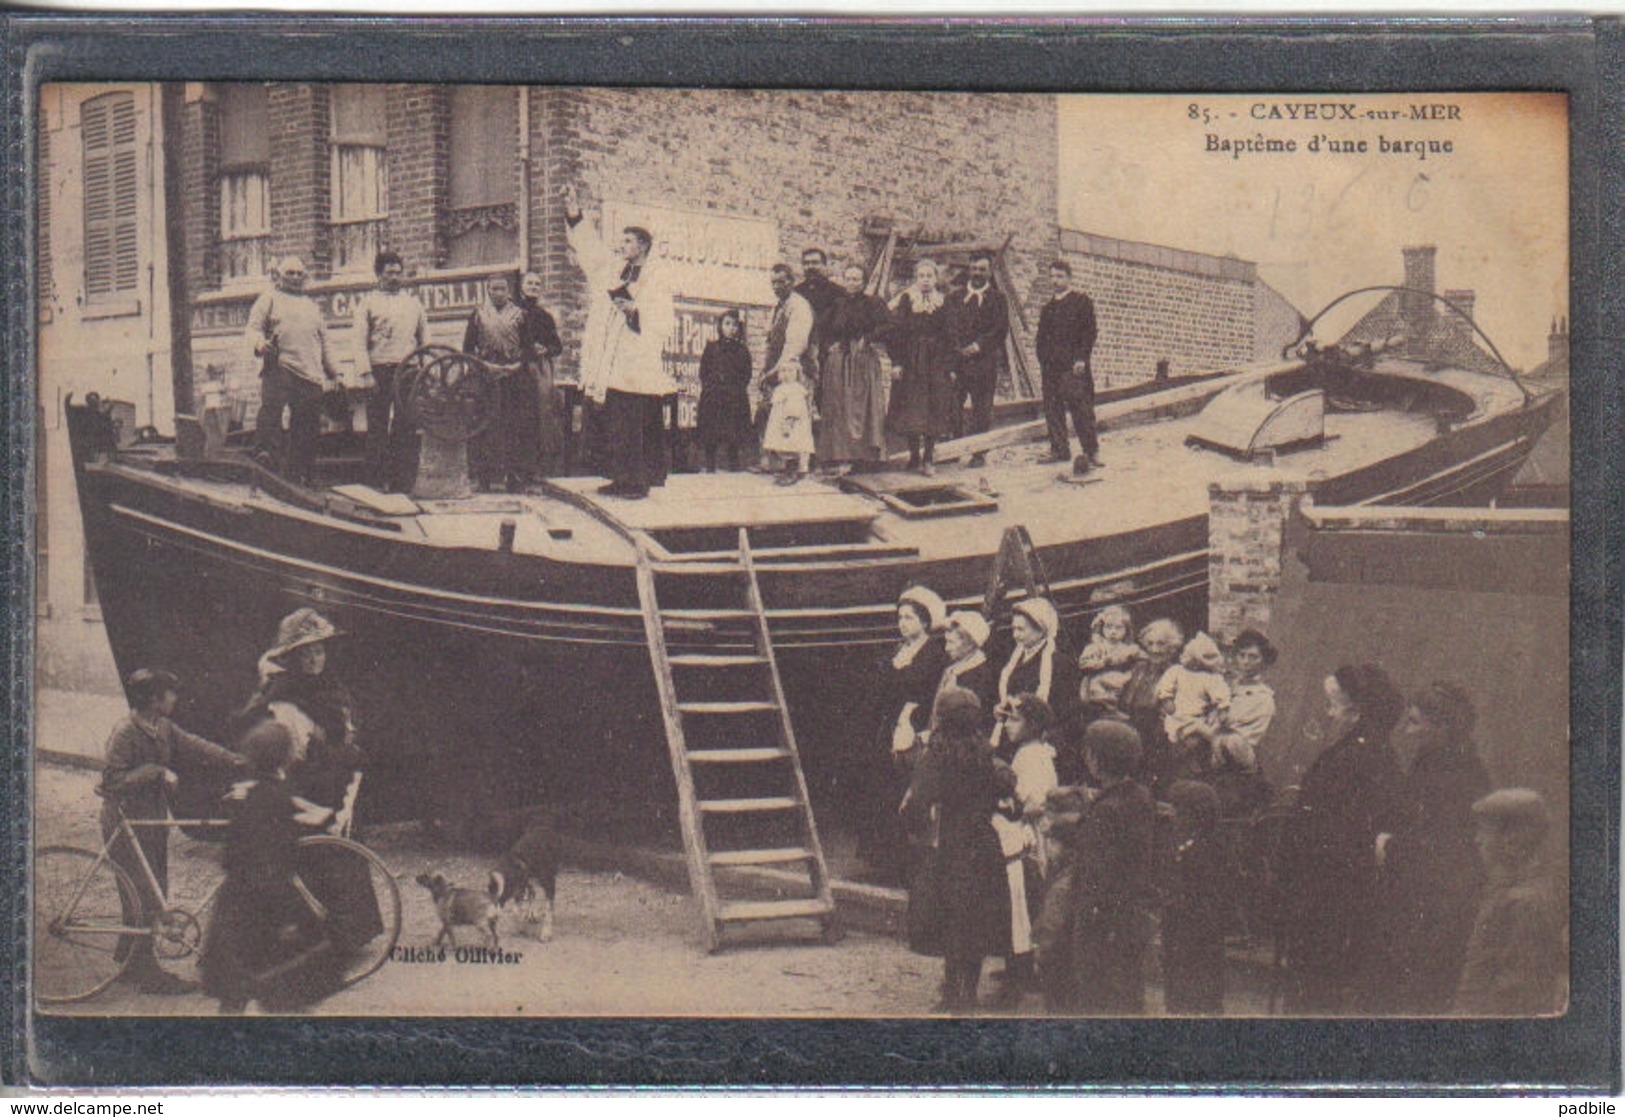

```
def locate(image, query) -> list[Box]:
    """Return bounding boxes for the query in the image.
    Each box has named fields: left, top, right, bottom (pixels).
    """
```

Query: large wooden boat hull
left=64, top=374, right=1559, bottom=822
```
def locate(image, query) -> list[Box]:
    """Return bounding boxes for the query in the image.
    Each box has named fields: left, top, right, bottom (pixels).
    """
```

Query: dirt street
left=32, top=761, right=1275, bottom=1018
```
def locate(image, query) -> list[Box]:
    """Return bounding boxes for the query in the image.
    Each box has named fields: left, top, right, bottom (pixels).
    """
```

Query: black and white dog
left=487, top=814, right=559, bottom=942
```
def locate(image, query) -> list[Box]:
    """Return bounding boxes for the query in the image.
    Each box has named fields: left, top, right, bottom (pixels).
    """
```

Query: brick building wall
left=1062, top=229, right=1259, bottom=390
left=268, top=83, right=332, bottom=275
left=180, top=91, right=220, bottom=293
left=386, top=85, right=449, bottom=271
left=534, top=87, right=1061, bottom=382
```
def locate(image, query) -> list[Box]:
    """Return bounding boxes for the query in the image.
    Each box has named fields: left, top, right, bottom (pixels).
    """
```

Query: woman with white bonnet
left=994, top=597, right=1080, bottom=762
left=854, top=585, right=949, bottom=884
left=932, top=610, right=997, bottom=719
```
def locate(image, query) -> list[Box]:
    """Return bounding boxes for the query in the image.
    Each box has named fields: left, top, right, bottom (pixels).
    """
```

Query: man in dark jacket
left=99, top=669, right=245, bottom=993
left=948, top=252, right=1010, bottom=467
left=1034, top=259, right=1101, bottom=475
left=795, top=247, right=843, bottom=373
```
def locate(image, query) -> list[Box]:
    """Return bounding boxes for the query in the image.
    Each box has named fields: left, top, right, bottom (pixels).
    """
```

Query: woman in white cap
left=994, top=597, right=1080, bottom=762
left=932, top=610, right=997, bottom=719
left=237, top=607, right=383, bottom=954
left=854, top=585, right=949, bottom=885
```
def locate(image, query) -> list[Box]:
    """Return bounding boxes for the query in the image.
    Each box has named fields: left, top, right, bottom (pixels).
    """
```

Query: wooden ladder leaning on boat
left=982, top=524, right=1053, bottom=617
left=633, top=528, right=839, bottom=953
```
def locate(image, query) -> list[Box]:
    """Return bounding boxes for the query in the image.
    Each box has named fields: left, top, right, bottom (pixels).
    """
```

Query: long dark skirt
left=817, top=340, right=888, bottom=462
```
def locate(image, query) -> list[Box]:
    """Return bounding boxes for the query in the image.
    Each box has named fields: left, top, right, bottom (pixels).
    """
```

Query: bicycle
left=35, top=804, right=402, bottom=1005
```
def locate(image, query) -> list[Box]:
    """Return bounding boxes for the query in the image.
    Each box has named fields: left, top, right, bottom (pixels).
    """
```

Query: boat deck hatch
left=840, top=476, right=999, bottom=520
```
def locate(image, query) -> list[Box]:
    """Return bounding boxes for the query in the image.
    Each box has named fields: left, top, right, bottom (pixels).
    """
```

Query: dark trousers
left=256, top=365, right=325, bottom=484
left=604, top=389, right=667, bottom=494
left=953, top=365, right=997, bottom=441
left=364, top=363, right=417, bottom=492
left=1041, top=361, right=1098, bottom=461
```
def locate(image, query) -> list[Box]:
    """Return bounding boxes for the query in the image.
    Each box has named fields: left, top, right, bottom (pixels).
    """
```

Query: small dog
left=487, top=816, right=559, bottom=943
left=415, top=871, right=500, bottom=950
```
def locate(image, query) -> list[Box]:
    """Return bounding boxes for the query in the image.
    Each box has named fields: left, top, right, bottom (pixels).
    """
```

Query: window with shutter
left=218, top=84, right=271, bottom=283
left=329, top=84, right=388, bottom=274
left=446, top=86, right=520, bottom=268
left=81, top=91, right=140, bottom=303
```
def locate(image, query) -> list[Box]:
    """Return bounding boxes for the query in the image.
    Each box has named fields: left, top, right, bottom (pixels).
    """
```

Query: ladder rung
left=718, top=898, right=833, bottom=923
left=663, top=609, right=754, bottom=622
left=698, top=796, right=799, bottom=813
left=650, top=561, right=746, bottom=576
left=708, top=847, right=816, bottom=867
left=688, top=747, right=792, bottom=764
left=678, top=701, right=778, bottom=715
left=668, top=654, right=768, bottom=668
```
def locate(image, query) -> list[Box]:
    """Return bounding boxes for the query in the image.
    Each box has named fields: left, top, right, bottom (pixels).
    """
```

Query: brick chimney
left=1400, top=245, right=1437, bottom=343
left=1548, top=316, right=1569, bottom=365
left=1443, top=288, right=1476, bottom=325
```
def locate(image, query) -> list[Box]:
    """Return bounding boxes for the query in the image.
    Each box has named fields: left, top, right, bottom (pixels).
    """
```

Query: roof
left=1339, top=292, right=1506, bottom=377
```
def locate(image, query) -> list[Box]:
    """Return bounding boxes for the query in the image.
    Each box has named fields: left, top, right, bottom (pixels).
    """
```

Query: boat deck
left=105, top=357, right=1530, bottom=571
left=124, top=404, right=1447, bottom=565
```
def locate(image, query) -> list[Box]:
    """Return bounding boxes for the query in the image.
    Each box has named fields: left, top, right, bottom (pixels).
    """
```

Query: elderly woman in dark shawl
left=463, top=274, right=538, bottom=491
left=695, top=308, right=754, bottom=472
left=1276, top=662, right=1405, bottom=1014
left=903, top=687, right=1011, bottom=1013
left=816, top=263, right=892, bottom=472
left=1379, top=681, right=1492, bottom=1014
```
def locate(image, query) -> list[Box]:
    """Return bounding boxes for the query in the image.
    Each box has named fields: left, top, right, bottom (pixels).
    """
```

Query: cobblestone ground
left=32, top=761, right=1274, bottom=1019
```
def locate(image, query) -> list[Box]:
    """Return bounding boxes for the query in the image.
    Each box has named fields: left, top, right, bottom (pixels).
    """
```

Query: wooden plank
left=688, top=748, right=793, bottom=763
left=668, top=654, right=769, bottom=668
left=677, top=700, right=778, bottom=715
left=698, top=797, right=800, bottom=813
left=708, top=847, right=815, bottom=867
left=718, top=898, right=834, bottom=923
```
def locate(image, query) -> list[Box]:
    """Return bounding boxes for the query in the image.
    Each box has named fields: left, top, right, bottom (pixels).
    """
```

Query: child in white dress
left=1155, top=631, right=1232, bottom=777
left=761, top=360, right=815, bottom=485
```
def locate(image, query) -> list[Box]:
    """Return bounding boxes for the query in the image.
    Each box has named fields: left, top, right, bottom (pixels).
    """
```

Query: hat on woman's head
left=947, top=610, right=991, bottom=649
left=267, top=607, right=341, bottom=662
left=1011, top=597, right=1060, bottom=641
left=898, top=585, right=948, bottom=632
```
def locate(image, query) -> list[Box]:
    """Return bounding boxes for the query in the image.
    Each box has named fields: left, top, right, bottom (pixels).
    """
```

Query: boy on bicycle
left=98, top=668, right=245, bottom=994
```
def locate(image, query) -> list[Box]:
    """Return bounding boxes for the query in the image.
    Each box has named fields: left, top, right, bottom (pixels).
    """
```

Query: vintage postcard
left=26, top=71, right=1579, bottom=1053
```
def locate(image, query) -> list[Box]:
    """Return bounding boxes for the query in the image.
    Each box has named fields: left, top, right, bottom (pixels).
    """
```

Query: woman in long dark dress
left=695, top=308, right=754, bottom=472
left=463, top=274, right=539, bottom=491
left=884, top=259, right=956, bottom=475
left=817, top=264, right=891, bottom=472
left=238, top=608, right=384, bottom=955
left=854, top=585, right=949, bottom=885
left=1380, top=681, right=1492, bottom=1014
left=903, top=686, right=1012, bottom=1013
left=1276, top=663, right=1405, bottom=1014
left=200, top=719, right=344, bottom=1014
left=519, top=271, right=567, bottom=478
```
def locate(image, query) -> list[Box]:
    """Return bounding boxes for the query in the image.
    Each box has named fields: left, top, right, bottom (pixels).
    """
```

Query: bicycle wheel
left=293, top=835, right=401, bottom=988
left=34, top=846, right=144, bottom=1004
